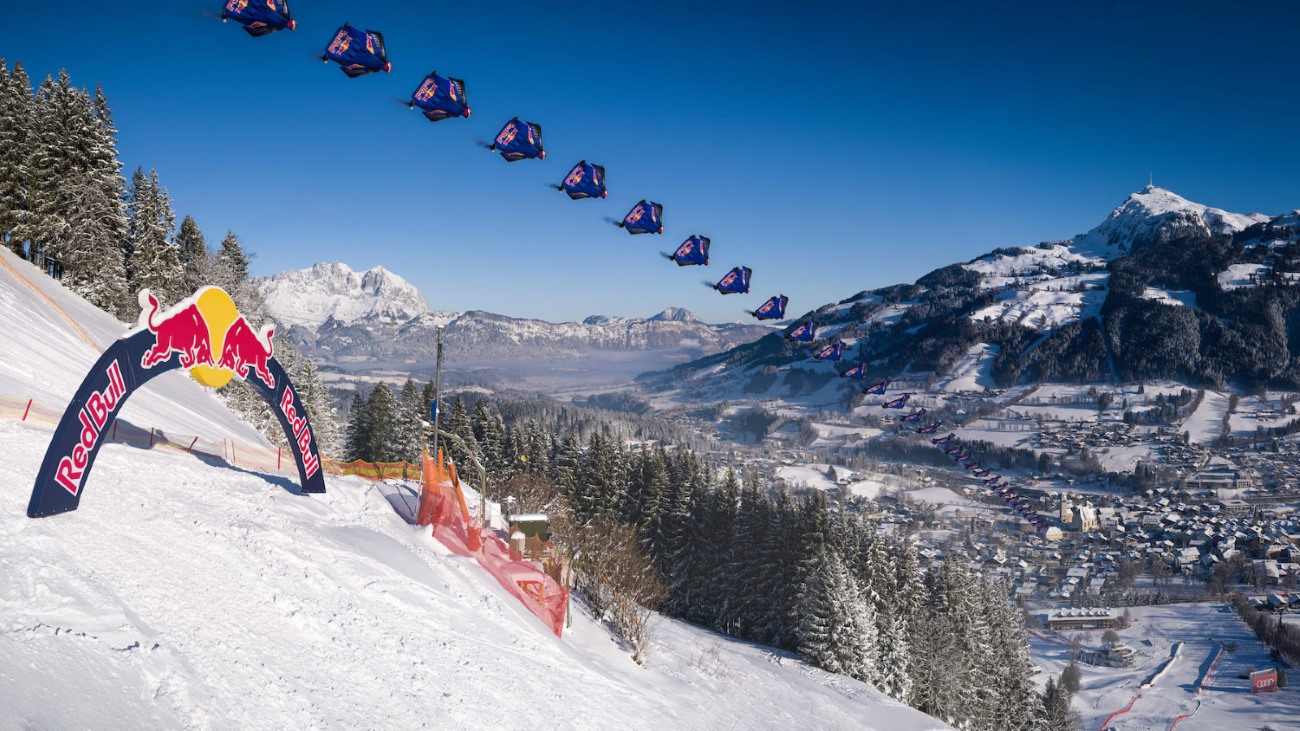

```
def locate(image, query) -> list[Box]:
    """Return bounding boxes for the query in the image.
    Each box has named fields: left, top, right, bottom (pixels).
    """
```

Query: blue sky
left=6, top=1, right=1300, bottom=323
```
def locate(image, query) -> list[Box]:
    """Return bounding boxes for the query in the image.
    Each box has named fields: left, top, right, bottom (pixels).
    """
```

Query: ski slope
left=0, top=252, right=949, bottom=729
left=1028, top=603, right=1298, bottom=731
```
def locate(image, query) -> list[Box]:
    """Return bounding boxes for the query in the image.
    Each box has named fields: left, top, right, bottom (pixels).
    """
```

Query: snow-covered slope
left=0, top=252, right=947, bottom=730
left=1072, top=185, right=1267, bottom=258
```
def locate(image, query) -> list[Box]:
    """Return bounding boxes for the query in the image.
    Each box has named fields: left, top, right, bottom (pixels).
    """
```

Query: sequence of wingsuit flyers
left=223, top=3, right=1049, bottom=528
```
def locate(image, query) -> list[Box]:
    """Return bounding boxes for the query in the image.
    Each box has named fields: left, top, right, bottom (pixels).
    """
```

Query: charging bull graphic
left=27, top=287, right=326, bottom=518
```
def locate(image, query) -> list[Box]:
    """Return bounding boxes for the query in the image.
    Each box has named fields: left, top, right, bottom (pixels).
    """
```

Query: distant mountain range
left=254, top=262, right=771, bottom=362
left=644, top=186, right=1300, bottom=397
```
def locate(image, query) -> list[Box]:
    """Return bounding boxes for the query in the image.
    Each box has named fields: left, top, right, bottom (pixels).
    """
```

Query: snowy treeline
left=379, top=396, right=1070, bottom=730
left=0, top=60, right=338, bottom=453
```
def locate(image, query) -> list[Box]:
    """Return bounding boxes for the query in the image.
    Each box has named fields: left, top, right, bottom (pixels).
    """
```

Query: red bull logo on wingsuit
left=27, top=285, right=327, bottom=519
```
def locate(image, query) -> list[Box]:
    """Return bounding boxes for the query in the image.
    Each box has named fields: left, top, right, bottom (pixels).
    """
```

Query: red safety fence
left=418, top=451, right=567, bottom=637
left=2, top=392, right=420, bottom=483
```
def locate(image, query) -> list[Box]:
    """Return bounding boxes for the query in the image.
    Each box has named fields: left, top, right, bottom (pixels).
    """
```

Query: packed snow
left=1139, top=286, right=1199, bottom=309
left=1028, top=603, right=1298, bottom=731
left=1216, top=263, right=1270, bottom=291
left=0, top=251, right=949, bottom=729
left=934, top=343, right=999, bottom=393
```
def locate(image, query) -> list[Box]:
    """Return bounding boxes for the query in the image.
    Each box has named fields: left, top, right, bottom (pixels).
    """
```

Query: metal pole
left=431, top=326, right=444, bottom=474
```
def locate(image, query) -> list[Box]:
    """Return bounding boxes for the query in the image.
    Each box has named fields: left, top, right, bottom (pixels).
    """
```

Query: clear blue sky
left=6, top=1, right=1300, bottom=323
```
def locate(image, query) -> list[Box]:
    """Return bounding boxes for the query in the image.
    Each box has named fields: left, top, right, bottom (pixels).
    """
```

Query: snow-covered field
left=1181, top=391, right=1231, bottom=446
left=1140, top=286, right=1199, bottom=309
left=1217, top=263, right=1270, bottom=291
left=1028, top=603, right=1298, bottom=731
left=934, top=343, right=999, bottom=393
left=0, top=250, right=950, bottom=729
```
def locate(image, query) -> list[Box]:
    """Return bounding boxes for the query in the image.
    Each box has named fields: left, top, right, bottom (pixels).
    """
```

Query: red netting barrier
left=419, top=451, right=567, bottom=637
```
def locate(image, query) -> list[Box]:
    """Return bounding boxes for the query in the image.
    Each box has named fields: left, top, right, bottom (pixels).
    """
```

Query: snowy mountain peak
left=648, top=307, right=701, bottom=322
left=1072, top=185, right=1268, bottom=257
left=255, top=261, right=433, bottom=329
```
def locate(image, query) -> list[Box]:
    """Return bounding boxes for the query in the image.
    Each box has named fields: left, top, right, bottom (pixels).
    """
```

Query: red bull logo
left=416, top=79, right=437, bottom=102
left=138, top=288, right=275, bottom=390
left=328, top=30, right=351, bottom=56
left=720, top=272, right=736, bottom=287
left=54, top=360, right=126, bottom=496
left=279, top=386, right=320, bottom=478
left=226, top=0, right=249, bottom=13
left=626, top=205, right=645, bottom=224
left=564, top=166, right=585, bottom=187
left=496, top=123, right=519, bottom=147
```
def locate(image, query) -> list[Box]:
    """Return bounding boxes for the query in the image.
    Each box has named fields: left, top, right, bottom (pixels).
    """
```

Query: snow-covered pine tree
left=394, top=378, right=423, bottom=463
left=876, top=606, right=912, bottom=702
left=795, top=550, right=876, bottom=681
left=0, top=60, right=35, bottom=255
left=23, top=71, right=84, bottom=275
left=552, top=432, right=582, bottom=499
left=294, top=357, right=339, bottom=456
left=125, top=167, right=182, bottom=304
left=344, top=392, right=371, bottom=462
left=214, top=229, right=250, bottom=286
left=175, top=215, right=209, bottom=296
left=365, top=382, right=401, bottom=463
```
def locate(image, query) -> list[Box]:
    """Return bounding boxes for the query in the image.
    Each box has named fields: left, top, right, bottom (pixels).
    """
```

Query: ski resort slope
left=0, top=255, right=949, bottom=729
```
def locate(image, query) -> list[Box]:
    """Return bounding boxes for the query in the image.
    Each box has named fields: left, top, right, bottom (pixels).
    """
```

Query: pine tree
left=876, top=607, right=912, bottom=701
left=175, top=215, right=209, bottom=295
left=214, top=230, right=250, bottom=289
left=0, top=60, right=35, bottom=254
left=293, top=356, right=339, bottom=456
left=125, top=167, right=182, bottom=304
left=393, top=379, right=422, bottom=463
left=365, top=383, right=401, bottom=463
left=344, top=392, right=371, bottom=462
left=796, top=551, right=876, bottom=681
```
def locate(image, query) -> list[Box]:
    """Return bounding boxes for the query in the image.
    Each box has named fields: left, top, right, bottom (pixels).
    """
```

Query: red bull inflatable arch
left=27, top=287, right=326, bottom=518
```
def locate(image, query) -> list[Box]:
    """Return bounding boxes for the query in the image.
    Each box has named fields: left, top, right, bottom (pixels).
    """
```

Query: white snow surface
left=935, top=343, right=999, bottom=393
left=1071, top=185, right=1268, bottom=258
left=1216, top=263, right=1269, bottom=291
left=968, top=273, right=1108, bottom=331
left=0, top=251, right=948, bottom=730
left=1139, top=286, right=1199, bottom=309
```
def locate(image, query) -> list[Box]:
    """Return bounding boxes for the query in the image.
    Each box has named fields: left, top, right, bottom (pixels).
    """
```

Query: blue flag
left=620, top=200, right=663, bottom=234
left=323, top=24, right=391, bottom=77
left=410, top=72, right=470, bottom=121
left=559, top=161, right=607, bottom=199
left=668, top=236, right=710, bottom=266
left=751, top=295, right=788, bottom=321
left=712, top=266, right=751, bottom=295
left=222, top=0, right=295, bottom=36
left=787, top=320, right=816, bottom=342
left=490, top=118, right=545, bottom=161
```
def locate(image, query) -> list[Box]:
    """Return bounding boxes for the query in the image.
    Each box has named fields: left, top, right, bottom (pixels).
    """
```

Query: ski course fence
left=1, top=392, right=420, bottom=482
left=418, top=451, right=568, bottom=637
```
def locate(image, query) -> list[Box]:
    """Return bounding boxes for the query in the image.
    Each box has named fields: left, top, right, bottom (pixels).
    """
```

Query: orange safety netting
left=419, top=451, right=567, bottom=637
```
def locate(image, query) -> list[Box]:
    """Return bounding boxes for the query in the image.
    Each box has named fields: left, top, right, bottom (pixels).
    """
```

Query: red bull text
left=55, top=360, right=125, bottom=496
left=280, top=386, right=320, bottom=478
left=328, top=30, right=351, bottom=56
